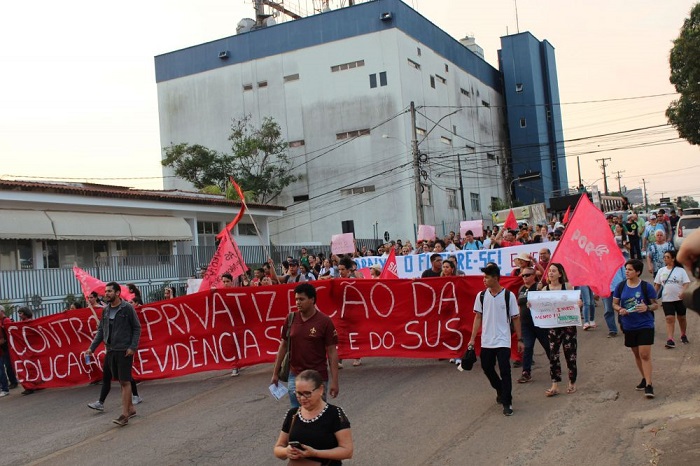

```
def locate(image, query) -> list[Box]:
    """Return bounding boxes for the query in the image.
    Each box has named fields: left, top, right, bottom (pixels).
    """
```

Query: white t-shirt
left=654, top=266, right=690, bottom=303
left=473, top=288, right=520, bottom=348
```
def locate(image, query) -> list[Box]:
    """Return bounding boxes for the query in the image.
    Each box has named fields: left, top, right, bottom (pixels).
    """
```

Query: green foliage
left=667, top=3, right=700, bottom=145
left=490, top=197, right=509, bottom=212
left=63, top=293, right=86, bottom=310
left=161, top=116, right=298, bottom=203
left=679, top=196, right=699, bottom=209
left=200, top=185, right=223, bottom=195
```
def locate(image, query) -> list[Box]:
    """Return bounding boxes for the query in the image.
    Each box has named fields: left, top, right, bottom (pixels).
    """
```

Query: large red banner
left=7, top=277, right=521, bottom=389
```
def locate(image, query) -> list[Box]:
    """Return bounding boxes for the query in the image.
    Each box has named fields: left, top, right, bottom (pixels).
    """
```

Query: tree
left=162, top=116, right=298, bottom=203
left=667, top=3, right=700, bottom=145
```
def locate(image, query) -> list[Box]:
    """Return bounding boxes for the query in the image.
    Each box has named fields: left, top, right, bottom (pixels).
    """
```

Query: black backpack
left=479, top=288, right=513, bottom=325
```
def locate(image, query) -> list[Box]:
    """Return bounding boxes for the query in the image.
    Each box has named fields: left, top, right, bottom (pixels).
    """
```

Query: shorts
left=662, top=301, right=687, bottom=317
left=623, top=328, right=655, bottom=348
left=106, top=350, right=134, bottom=382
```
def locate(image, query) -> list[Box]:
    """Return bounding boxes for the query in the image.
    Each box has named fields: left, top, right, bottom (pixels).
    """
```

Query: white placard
left=528, top=290, right=582, bottom=328
left=331, top=233, right=355, bottom=254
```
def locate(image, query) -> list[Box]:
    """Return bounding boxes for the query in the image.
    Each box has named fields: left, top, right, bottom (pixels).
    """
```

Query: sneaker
left=9, top=382, right=18, bottom=389
left=517, top=372, right=532, bottom=384
left=503, top=405, right=514, bottom=416
left=454, top=359, right=461, bottom=365
left=665, top=339, right=676, bottom=349
left=21, top=389, right=35, bottom=395
left=607, top=332, right=618, bottom=338
left=635, top=378, right=647, bottom=391
left=88, top=401, right=105, bottom=411
left=337, top=362, right=343, bottom=369
left=645, top=385, right=655, bottom=399
left=0, top=391, right=9, bottom=398
left=512, top=360, right=522, bottom=368
left=681, top=335, right=689, bottom=344
left=112, top=415, right=128, bottom=426
left=132, top=395, right=143, bottom=405
left=230, top=368, right=240, bottom=377
left=449, top=359, right=455, bottom=364
left=589, top=321, right=597, bottom=329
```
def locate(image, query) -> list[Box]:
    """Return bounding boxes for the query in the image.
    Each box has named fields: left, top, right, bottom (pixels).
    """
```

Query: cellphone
left=288, top=441, right=305, bottom=450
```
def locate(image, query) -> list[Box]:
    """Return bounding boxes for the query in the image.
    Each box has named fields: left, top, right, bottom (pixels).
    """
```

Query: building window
left=447, top=189, right=457, bottom=209
left=445, top=64, right=449, bottom=72
left=547, top=110, right=552, bottom=121
left=284, top=73, right=300, bottom=82
left=198, top=221, right=221, bottom=247
left=487, top=153, right=496, bottom=160
left=336, top=128, right=371, bottom=140
left=331, top=60, right=365, bottom=72
left=515, top=83, right=523, bottom=93
left=293, top=195, right=309, bottom=202
left=257, top=81, right=268, bottom=88
left=435, top=74, right=446, bottom=84
left=408, top=58, right=421, bottom=70
left=470, top=192, right=481, bottom=212
left=417, top=47, right=421, bottom=56
left=441, top=136, right=452, bottom=145
left=552, top=161, right=558, bottom=172
left=460, top=88, right=470, bottom=97
left=482, top=100, right=490, bottom=108
left=430, top=76, right=435, bottom=88
left=369, top=73, right=377, bottom=88
left=379, top=71, right=387, bottom=86
left=288, top=139, right=305, bottom=148
left=242, top=84, right=253, bottom=91
left=238, top=223, right=257, bottom=236
left=520, top=118, right=527, bottom=128
left=421, top=185, right=432, bottom=207
left=0, top=239, right=33, bottom=270
left=340, top=185, right=376, bottom=195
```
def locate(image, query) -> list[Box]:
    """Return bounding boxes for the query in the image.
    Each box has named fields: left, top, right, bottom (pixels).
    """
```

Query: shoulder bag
left=278, top=312, right=295, bottom=382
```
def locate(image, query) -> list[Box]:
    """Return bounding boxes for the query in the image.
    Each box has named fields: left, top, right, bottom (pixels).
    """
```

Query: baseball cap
left=649, top=214, right=657, bottom=220
left=289, top=259, right=299, bottom=266
left=480, top=263, right=500, bottom=277
left=516, top=252, right=532, bottom=262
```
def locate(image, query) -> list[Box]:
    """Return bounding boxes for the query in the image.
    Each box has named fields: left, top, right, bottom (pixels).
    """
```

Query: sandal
left=545, top=388, right=559, bottom=397
left=567, top=385, right=577, bottom=394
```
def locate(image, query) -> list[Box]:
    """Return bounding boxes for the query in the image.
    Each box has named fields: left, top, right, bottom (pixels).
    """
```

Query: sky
left=1, top=0, right=698, bottom=204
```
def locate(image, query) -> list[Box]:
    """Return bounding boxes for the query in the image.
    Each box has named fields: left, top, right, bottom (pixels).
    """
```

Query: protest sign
left=527, top=290, right=582, bottom=328
left=7, top=276, right=522, bottom=389
left=331, top=233, right=355, bottom=254
left=417, top=225, right=436, bottom=242
left=460, top=220, right=483, bottom=238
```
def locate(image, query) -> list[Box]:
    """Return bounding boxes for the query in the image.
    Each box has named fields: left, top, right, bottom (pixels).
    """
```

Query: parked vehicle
left=674, top=214, right=700, bottom=250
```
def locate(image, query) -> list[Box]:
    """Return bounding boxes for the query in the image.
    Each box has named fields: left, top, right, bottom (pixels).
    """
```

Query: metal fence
left=0, top=240, right=388, bottom=318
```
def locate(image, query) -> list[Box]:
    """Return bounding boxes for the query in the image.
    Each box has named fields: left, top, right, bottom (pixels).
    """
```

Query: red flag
left=198, top=232, right=249, bottom=291
left=503, top=209, right=518, bottom=231
left=217, top=178, right=247, bottom=240
left=72, top=266, right=135, bottom=302
left=562, top=205, right=571, bottom=224
left=549, top=194, right=625, bottom=297
left=380, top=248, right=399, bottom=279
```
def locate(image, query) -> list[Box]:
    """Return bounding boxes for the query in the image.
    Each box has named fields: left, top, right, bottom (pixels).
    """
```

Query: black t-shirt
left=421, top=268, right=441, bottom=278
left=624, top=221, right=638, bottom=237
left=517, top=283, right=538, bottom=326
left=282, top=404, right=351, bottom=465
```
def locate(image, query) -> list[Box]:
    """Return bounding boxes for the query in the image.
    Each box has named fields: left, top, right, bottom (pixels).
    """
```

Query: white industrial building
left=155, top=0, right=510, bottom=244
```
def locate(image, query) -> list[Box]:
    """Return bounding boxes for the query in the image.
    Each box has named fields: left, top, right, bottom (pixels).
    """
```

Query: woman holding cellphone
left=273, top=370, right=353, bottom=465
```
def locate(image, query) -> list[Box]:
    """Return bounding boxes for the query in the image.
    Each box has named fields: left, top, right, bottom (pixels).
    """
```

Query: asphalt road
left=3, top=300, right=699, bottom=466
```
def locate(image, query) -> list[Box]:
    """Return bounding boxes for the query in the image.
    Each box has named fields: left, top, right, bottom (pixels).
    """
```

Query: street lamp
left=509, top=171, right=541, bottom=207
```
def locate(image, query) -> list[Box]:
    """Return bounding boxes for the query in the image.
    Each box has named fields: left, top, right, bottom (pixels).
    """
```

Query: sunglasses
left=521, top=273, right=534, bottom=278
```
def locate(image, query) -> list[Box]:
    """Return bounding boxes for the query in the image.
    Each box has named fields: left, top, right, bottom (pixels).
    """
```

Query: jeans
left=629, top=236, right=641, bottom=260
left=521, top=321, right=551, bottom=374
left=480, top=347, right=512, bottom=406
left=602, top=296, right=618, bottom=333
left=0, top=354, right=8, bottom=392
left=0, top=351, right=18, bottom=392
left=287, top=371, right=329, bottom=408
left=579, top=286, right=595, bottom=323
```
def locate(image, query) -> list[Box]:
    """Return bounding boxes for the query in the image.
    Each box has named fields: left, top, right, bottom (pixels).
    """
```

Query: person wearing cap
left=0, top=305, right=20, bottom=397
left=467, top=263, right=523, bottom=417
left=279, top=259, right=308, bottom=284
left=512, top=252, right=533, bottom=277
left=642, top=214, right=664, bottom=252
left=369, top=263, right=382, bottom=278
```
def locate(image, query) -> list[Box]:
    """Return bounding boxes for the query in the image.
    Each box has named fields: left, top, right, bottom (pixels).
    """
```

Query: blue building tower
left=499, top=32, right=568, bottom=206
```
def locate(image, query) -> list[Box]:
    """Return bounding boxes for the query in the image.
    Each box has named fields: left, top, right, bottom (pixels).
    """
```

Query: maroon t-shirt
left=282, top=311, right=338, bottom=381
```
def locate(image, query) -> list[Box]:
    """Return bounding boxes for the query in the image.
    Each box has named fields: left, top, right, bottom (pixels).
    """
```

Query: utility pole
left=613, top=170, right=625, bottom=194
left=576, top=156, right=583, bottom=191
left=642, top=178, right=649, bottom=212
left=596, top=157, right=612, bottom=195
left=457, top=152, right=467, bottom=220
left=410, top=101, right=424, bottom=226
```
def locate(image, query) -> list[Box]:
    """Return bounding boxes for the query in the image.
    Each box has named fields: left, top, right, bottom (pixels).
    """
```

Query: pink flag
left=380, top=248, right=399, bottom=279
left=217, top=178, right=247, bottom=240
left=354, top=268, right=372, bottom=279
left=562, top=205, right=571, bottom=224
left=72, top=266, right=135, bottom=302
left=549, top=195, right=625, bottom=297
left=198, top=231, right=249, bottom=291
left=503, top=209, right=518, bottom=231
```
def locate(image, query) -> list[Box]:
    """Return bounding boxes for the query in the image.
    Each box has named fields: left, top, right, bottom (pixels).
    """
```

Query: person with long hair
left=613, top=259, right=659, bottom=398
left=653, top=250, right=690, bottom=348
left=273, top=369, right=353, bottom=464
left=540, top=263, right=578, bottom=397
